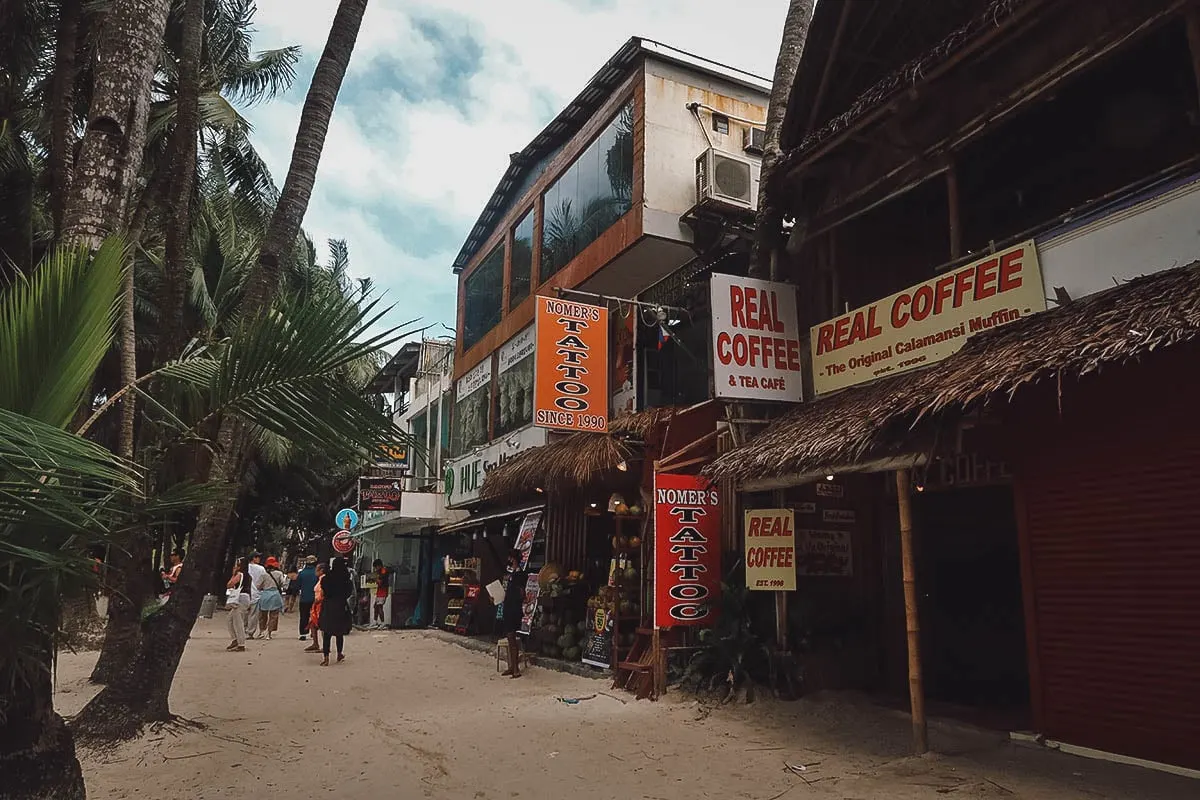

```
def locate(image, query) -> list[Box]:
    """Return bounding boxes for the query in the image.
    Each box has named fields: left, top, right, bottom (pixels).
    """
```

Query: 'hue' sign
left=534, top=297, right=608, bottom=432
left=654, top=473, right=721, bottom=628
left=811, top=241, right=1046, bottom=394
left=744, top=509, right=796, bottom=591
left=711, top=274, right=803, bottom=402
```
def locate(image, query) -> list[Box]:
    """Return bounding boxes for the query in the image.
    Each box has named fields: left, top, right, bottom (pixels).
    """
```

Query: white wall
left=1037, top=174, right=1200, bottom=301
left=642, top=58, right=768, bottom=242
left=395, top=340, right=455, bottom=492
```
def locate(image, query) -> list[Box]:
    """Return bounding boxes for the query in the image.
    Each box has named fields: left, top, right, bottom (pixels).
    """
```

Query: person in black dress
left=500, top=551, right=529, bottom=678
left=319, top=557, right=354, bottom=666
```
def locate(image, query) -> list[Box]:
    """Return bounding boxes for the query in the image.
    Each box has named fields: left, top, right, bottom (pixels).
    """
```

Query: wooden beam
left=657, top=430, right=719, bottom=469
left=805, top=0, right=854, bottom=135
left=785, top=0, right=1053, bottom=182
left=1185, top=8, right=1200, bottom=104
left=946, top=162, right=962, bottom=260
left=802, top=0, right=1186, bottom=224
left=895, top=468, right=928, bottom=755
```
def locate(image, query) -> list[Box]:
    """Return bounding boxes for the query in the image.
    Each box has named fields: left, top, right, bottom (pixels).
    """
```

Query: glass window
left=440, top=397, right=451, bottom=455
left=427, top=401, right=440, bottom=477
left=462, top=244, right=504, bottom=351
left=510, top=210, right=534, bottom=309
left=494, top=354, right=533, bottom=437
left=540, top=102, right=634, bottom=282
left=410, top=412, right=428, bottom=477
left=452, top=364, right=492, bottom=458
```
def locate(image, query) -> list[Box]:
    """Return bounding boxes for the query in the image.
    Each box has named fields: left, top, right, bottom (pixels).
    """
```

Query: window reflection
left=462, top=243, right=504, bottom=350
left=510, top=211, right=533, bottom=308
left=541, top=103, right=634, bottom=282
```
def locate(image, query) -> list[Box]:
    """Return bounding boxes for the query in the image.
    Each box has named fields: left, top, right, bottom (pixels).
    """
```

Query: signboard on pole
left=744, top=509, right=796, bottom=591
left=811, top=240, right=1046, bottom=395
left=581, top=605, right=615, bottom=669
left=653, top=473, right=721, bottom=628
left=375, top=443, right=409, bottom=470
left=518, top=578, right=540, bottom=636
left=710, top=273, right=804, bottom=402
left=534, top=296, right=608, bottom=432
left=358, top=477, right=403, bottom=511
left=514, top=510, right=542, bottom=569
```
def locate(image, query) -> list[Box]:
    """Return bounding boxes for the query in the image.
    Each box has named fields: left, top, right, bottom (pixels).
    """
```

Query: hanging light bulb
left=825, top=474, right=835, bottom=481
left=615, top=460, right=628, bottom=472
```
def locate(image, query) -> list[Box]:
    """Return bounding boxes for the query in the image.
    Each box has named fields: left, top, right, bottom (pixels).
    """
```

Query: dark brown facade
left=1010, top=346, right=1200, bottom=769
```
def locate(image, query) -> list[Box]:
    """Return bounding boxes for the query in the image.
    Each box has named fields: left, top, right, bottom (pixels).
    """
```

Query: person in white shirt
left=245, top=552, right=266, bottom=639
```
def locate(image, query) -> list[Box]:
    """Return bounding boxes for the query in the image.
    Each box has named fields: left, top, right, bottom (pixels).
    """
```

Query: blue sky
left=245, top=0, right=791, bottom=340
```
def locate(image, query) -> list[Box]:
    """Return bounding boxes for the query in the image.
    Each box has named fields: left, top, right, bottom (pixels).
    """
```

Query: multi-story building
left=710, top=0, right=1200, bottom=773
left=446, top=37, right=770, bottom=511
left=360, top=338, right=464, bottom=626
left=434, top=39, right=770, bottom=651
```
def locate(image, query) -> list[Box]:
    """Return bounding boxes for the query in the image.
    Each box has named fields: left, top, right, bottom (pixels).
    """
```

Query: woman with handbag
left=256, top=557, right=287, bottom=639
left=226, top=558, right=251, bottom=651
left=318, top=558, right=354, bottom=666
left=304, top=562, right=326, bottom=653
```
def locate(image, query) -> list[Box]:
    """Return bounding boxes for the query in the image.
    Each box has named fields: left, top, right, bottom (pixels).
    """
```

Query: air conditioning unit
left=743, top=127, right=765, bottom=156
left=695, top=147, right=759, bottom=211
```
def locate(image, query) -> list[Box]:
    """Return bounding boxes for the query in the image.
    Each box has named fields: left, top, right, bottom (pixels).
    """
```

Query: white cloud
left=244, top=0, right=791, bottom=334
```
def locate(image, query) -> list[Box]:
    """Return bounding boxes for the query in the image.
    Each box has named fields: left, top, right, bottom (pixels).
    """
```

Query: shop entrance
left=913, top=482, right=1030, bottom=725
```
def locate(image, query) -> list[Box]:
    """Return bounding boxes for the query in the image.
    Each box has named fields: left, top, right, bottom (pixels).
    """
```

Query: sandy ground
left=56, top=613, right=1197, bottom=800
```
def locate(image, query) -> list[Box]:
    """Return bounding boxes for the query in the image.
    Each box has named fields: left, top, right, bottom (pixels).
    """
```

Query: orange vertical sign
left=534, top=296, right=608, bottom=432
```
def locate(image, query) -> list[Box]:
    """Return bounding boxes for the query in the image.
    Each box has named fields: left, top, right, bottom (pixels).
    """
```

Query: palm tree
left=0, top=239, right=131, bottom=798
left=73, top=0, right=373, bottom=737
left=86, top=0, right=304, bottom=684
left=750, top=0, right=815, bottom=279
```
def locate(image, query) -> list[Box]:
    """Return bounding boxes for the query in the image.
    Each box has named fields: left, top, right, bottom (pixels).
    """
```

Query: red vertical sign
left=654, top=473, right=721, bottom=628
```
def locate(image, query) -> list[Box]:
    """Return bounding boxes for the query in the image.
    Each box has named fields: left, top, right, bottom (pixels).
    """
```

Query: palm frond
left=224, top=46, right=301, bottom=105
left=158, top=291, right=420, bottom=462
left=0, top=238, right=127, bottom=428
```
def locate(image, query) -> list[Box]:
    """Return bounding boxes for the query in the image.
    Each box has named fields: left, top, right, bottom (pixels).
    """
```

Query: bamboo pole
left=895, top=469, right=928, bottom=754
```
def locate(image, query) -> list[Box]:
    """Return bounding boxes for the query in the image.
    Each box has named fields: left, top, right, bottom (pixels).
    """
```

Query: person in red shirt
left=372, top=559, right=390, bottom=627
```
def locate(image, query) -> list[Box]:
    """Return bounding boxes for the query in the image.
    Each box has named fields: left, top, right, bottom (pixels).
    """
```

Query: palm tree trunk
left=62, top=0, right=171, bottom=248
left=157, top=0, right=205, bottom=366
left=49, top=0, right=83, bottom=241
left=749, top=0, right=815, bottom=279
left=62, top=0, right=171, bottom=463
left=89, top=529, right=155, bottom=684
left=0, top=600, right=86, bottom=799
left=243, top=0, right=370, bottom=310
left=74, top=0, right=370, bottom=738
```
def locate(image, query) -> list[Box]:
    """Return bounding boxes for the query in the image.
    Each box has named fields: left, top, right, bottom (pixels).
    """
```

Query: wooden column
left=1186, top=10, right=1200, bottom=106
left=895, top=469, right=928, bottom=754
left=946, top=163, right=963, bottom=260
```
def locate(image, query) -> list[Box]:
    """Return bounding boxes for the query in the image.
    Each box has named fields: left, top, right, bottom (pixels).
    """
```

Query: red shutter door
left=1015, top=352, right=1200, bottom=770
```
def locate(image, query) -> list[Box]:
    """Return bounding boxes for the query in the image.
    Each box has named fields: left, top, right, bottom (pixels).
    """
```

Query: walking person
left=244, top=552, right=266, bottom=639
left=256, top=557, right=286, bottom=639
left=297, top=556, right=319, bottom=640
left=319, top=558, right=354, bottom=666
left=371, top=559, right=390, bottom=628
left=226, top=558, right=251, bottom=652
left=500, top=551, right=529, bottom=678
left=304, top=562, right=326, bottom=653
left=284, top=568, right=300, bottom=613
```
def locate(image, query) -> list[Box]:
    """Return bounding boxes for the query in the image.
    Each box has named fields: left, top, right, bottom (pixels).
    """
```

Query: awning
left=707, top=261, right=1200, bottom=484
left=437, top=501, right=545, bottom=535
left=480, top=407, right=679, bottom=500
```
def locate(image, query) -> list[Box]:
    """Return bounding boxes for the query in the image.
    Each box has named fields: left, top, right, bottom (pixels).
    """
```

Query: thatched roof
left=707, top=261, right=1200, bottom=483
left=780, top=0, right=1031, bottom=171
left=480, top=407, right=679, bottom=500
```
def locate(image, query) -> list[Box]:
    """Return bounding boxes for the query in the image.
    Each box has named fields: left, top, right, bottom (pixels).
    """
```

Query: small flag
left=656, top=324, right=671, bottom=350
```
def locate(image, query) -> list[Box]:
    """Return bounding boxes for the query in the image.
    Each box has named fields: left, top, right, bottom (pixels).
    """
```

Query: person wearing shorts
left=372, top=559, right=390, bottom=627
